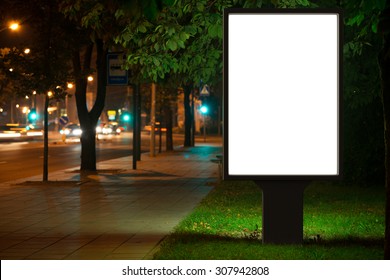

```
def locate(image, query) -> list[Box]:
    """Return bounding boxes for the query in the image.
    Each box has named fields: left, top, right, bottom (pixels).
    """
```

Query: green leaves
left=179, top=31, right=190, bottom=41
left=80, top=2, right=104, bottom=29
left=272, top=0, right=310, bottom=8
left=116, top=0, right=247, bottom=83
left=166, top=39, right=178, bottom=51
left=208, top=23, right=223, bottom=39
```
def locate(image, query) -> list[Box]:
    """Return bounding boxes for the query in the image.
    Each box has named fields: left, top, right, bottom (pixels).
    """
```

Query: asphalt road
left=0, top=133, right=135, bottom=183
left=0, top=132, right=220, bottom=183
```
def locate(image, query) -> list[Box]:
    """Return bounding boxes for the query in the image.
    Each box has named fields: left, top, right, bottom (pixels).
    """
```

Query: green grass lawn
left=153, top=181, right=385, bottom=260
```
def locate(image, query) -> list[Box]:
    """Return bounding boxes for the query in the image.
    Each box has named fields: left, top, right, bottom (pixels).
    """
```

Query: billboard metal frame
left=223, top=8, right=343, bottom=181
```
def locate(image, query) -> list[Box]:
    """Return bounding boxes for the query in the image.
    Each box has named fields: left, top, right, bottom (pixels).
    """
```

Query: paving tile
left=0, top=141, right=222, bottom=260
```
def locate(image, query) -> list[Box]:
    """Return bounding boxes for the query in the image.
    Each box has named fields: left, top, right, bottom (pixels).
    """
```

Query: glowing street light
left=31, top=91, right=37, bottom=108
left=9, top=22, right=19, bottom=31
left=0, top=22, right=20, bottom=32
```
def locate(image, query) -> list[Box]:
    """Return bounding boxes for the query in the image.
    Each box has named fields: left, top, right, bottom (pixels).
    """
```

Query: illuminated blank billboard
left=223, top=9, right=343, bottom=180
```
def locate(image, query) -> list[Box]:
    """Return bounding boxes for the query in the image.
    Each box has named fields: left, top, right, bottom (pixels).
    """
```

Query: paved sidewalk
left=0, top=140, right=222, bottom=260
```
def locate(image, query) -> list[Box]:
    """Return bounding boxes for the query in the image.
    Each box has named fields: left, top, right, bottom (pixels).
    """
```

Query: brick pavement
left=0, top=140, right=222, bottom=260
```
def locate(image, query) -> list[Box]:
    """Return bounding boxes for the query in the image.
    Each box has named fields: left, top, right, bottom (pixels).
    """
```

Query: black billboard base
left=255, top=180, right=309, bottom=244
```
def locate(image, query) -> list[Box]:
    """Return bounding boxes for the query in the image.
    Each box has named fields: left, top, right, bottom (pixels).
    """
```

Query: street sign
left=200, top=84, right=210, bottom=96
left=224, top=9, right=342, bottom=181
left=59, top=116, right=69, bottom=126
left=107, top=110, right=117, bottom=121
left=107, top=53, right=128, bottom=85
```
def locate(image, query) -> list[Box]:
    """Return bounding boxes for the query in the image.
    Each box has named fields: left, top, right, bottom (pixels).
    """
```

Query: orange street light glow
left=9, top=22, right=19, bottom=30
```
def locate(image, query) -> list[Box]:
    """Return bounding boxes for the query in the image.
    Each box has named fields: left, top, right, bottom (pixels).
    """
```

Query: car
left=60, top=123, right=82, bottom=138
left=96, top=123, right=121, bottom=135
left=0, top=124, right=43, bottom=141
left=0, top=124, right=22, bottom=140
left=143, top=122, right=167, bottom=133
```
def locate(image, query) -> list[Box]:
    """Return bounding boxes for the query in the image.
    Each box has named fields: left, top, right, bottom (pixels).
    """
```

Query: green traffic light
left=28, top=108, right=38, bottom=121
left=200, top=105, right=208, bottom=114
left=122, top=113, right=131, bottom=122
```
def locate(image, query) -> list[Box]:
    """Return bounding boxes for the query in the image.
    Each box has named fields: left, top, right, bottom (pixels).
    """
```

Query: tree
left=60, top=0, right=172, bottom=170
left=378, top=1, right=390, bottom=260
left=157, top=82, right=179, bottom=151
left=116, top=0, right=312, bottom=146
left=116, top=0, right=232, bottom=146
left=59, top=0, right=114, bottom=171
left=341, top=0, right=390, bottom=260
left=1, top=0, right=72, bottom=180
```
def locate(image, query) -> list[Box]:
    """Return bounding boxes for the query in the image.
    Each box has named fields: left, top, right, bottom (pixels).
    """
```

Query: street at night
left=0, top=133, right=134, bottom=182
left=0, top=131, right=197, bottom=182
left=2, top=0, right=390, bottom=279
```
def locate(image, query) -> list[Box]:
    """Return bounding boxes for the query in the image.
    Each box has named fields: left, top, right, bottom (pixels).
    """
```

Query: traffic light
left=121, top=111, right=131, bottom=122
left=28, top=108, right=38, bottom=122
left=200, top=105, right=208, bottom=114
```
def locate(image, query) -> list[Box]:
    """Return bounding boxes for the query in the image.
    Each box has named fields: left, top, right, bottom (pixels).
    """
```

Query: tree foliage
left=0, top=0, right=72, bottom=102
left=342, top=0, right=390, bottom=260
left=58, top=0, right=174, bottom=169
left=115, top=1, right=239, bottom=83
left=341, top=1, right=385, bottom=184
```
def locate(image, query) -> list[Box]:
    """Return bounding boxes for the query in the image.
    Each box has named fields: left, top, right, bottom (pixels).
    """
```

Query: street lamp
left=22, top=107, right=29, bottom=125
left=32, top=90, right=37, bottom=108
left=0, top=22, right=20, bottom=33
left=9, top=22, right=19, bottom=31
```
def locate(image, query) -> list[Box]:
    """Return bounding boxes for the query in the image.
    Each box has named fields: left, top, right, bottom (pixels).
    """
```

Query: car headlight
left=102, top=127, right=112, bottom=134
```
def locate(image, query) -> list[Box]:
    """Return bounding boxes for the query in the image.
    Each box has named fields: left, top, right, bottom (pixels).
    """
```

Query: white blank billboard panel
left=225, top=10, right=342, bottom=179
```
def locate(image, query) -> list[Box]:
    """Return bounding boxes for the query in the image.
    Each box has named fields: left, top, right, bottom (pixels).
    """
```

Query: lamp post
left=66, top=83, right=73, bottom=116
left=43, top=91, right=52, bottom=181
left=32, top=91, right=37, bottom=108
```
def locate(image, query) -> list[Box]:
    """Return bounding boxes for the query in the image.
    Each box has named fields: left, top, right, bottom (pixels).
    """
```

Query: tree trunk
left=72, top=38, right=107, bottom=171
left=80, top=124, right=97, bottom=170
left=184, top=84, right=193, bottom=147
left=379, top=3, right=390, bottom=260
left=165, top=103, right=173, bottom=151
left=380, top=33, right=390, bottom=260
